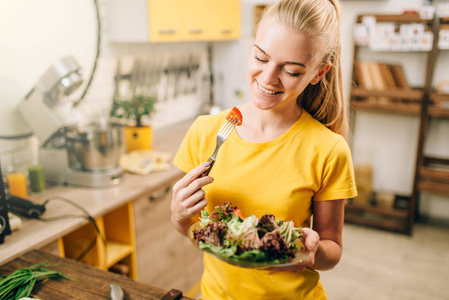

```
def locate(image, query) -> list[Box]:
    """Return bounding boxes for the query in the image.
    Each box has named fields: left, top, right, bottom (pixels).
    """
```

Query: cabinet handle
left=159, top=29, right=176, bottom=35
left=190, top=29, right=203, bottom=34
left=221, top=29, right=232, bottom=34
left=149, top=185, right=171, bottom=202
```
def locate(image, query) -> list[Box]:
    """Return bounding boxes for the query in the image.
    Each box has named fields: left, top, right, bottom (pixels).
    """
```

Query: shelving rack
left=346, top=14, right=449, bottom=234
left=412, top=15, right=449, bottom=227
left=57, top=202, right=138, bottom=279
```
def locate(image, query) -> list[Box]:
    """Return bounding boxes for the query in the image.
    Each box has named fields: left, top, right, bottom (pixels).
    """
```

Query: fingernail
left=203, top=161, right=210, bottom=167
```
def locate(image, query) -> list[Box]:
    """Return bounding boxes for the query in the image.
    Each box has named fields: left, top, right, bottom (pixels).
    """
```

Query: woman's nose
left=262, top=63, right=279, bottom=85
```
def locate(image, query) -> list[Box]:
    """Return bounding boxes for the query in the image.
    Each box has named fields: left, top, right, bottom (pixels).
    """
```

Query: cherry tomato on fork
left=225, top=107, right=243, bottom=126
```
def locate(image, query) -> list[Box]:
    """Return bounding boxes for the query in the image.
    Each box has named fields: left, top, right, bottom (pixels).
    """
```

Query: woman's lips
left=257, top=82, right=282, bottom=95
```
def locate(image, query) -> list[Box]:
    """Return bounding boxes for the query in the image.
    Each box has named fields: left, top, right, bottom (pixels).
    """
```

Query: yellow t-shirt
left=173, top=109, right=357, bottom=300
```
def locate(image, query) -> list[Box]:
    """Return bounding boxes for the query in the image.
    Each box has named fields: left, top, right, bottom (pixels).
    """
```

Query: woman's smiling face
left=247, top=19, right=324, bottom=112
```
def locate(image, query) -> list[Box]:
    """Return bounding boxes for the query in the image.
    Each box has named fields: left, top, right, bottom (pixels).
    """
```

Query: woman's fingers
left=172, top=162, right=214, bottom=220
left=174, top=162, right=211, bottom=190
left=303, top=228, right=320, bottom=252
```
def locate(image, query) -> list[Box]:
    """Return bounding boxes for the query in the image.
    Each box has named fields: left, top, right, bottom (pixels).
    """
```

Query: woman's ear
left=310, top=65, right=331, bottom=85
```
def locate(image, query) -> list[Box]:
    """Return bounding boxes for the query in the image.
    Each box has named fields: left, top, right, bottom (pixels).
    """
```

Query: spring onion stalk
left=0, top=261, right=72, bottom=300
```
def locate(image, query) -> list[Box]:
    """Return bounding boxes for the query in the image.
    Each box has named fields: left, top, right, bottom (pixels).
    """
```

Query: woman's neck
left=236, top=103, right=302, bottom=143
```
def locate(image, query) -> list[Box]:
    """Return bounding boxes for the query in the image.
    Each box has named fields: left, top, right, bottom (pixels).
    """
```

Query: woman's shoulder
left=302, top=111, right=348, bottom=149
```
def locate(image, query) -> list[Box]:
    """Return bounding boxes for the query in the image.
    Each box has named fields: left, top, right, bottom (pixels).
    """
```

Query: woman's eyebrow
left=253, top=44, right=307, bottom=68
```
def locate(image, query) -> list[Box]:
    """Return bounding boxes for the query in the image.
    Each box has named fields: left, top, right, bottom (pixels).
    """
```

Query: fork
left=200, top=116, right=240, bottom=177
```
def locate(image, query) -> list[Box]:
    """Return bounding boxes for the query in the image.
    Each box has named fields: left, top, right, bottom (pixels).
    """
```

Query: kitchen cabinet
left=57, top=202, right=138, bottom=280
left=208, top=0, right=241, bottom=40
left=108, top=0, right=241, bottom=43
left=346, top=14, right=449, bottom=234
left=133, top=178, right=203, bottom=295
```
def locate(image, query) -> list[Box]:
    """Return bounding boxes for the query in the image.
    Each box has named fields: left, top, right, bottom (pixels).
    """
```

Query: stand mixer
left=17, top=56, right=124, bottom=187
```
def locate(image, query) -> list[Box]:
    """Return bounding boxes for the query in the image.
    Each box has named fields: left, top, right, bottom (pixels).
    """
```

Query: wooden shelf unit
left=350, top=87, right=423, bottom=115
left=411, top=15, right=449, bottom=230
left=356, top=13, right=433, bottom=25
left=57, top=202, right=138, bottom=279
left=348, top=14, right=449, bottom=234
left=345, top=201, right=410, bottom=233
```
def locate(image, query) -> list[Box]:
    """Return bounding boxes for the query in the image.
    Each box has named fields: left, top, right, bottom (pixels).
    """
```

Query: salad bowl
left=187, top=221, right=310, bottom=269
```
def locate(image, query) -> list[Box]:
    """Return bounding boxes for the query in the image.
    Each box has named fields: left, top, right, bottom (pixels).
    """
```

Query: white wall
left=0, top=0, right=98, bottom=137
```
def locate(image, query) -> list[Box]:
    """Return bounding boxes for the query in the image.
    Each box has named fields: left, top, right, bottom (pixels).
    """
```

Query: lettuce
left=233, top=249, right=268, bottom=262
left=200, top=210, right=211, bottom=227
left=199, top=242, right=237, bottom=257
left=276, top=220, right=302, bottom=247
left=193, top=202, right=304, bottom=264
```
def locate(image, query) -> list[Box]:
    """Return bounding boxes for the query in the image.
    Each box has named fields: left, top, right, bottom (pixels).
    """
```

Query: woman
left=171, top=0, right=357, bottom=298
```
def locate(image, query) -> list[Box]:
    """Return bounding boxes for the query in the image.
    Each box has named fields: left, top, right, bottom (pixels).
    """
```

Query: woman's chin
left=251, top=95, right=279, bottom=111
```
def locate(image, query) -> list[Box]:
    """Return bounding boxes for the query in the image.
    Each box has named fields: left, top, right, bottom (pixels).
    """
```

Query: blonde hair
left=261, top=0, right=348, bottom=139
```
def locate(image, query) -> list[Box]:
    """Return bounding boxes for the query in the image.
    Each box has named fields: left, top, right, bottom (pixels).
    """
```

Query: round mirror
left=0, top=0, right=100, bottom=138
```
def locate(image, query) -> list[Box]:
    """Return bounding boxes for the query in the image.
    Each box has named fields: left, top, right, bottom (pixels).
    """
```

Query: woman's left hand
left=264, top=227, right=320, bottom=273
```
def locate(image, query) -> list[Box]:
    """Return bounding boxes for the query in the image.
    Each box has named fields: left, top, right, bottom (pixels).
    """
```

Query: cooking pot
left=64, top=122, right=125, bottom=172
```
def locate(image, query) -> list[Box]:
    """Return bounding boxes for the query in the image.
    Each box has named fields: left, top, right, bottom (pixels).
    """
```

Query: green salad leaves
left=192, top=202, right=305, bottom=264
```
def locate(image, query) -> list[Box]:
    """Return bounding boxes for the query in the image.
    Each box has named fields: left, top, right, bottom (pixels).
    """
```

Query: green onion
left=0, top=261, right=72, bottom=300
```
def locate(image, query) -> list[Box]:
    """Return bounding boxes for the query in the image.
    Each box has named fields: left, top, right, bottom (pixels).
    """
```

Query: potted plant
left=110, top=94, right=157, bottom=153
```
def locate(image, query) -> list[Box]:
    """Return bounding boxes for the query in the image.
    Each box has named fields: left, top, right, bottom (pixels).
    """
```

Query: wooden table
left=0, top=249, right=193, bottom=300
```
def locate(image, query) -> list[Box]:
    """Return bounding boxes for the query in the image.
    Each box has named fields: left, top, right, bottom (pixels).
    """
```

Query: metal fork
left=200, top=116, right=239, bottom=177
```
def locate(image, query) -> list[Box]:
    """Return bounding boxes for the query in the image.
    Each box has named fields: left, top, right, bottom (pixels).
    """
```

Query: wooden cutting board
left=0, top=249, right=192, bottom=300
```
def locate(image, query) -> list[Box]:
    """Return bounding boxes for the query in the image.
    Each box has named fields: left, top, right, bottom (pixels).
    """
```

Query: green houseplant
left=110, top=94, right=158, bottom=152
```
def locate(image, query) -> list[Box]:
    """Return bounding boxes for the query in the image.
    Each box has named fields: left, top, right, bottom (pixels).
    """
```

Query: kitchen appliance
left=0, top=162, right=12, bottom=244
left=7, top=196, right=46, bottom=219
left=18, top=56, right=124, bottom=187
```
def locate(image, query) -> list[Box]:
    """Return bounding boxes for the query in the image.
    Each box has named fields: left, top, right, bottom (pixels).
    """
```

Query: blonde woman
left=171, top=0, right=357, bottom=298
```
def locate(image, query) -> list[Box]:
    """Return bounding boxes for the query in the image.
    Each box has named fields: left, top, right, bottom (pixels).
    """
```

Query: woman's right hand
left=171, top=162, right=214, bottom=235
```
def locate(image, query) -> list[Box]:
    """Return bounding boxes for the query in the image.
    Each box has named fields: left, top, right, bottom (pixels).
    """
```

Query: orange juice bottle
left=7, top=171, right=28, bottom=198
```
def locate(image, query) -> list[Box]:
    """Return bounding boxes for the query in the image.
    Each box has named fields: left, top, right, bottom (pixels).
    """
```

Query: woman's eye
left=255, top=56, right=268, bottom=63
left=284, top=69, right=301, bottom=77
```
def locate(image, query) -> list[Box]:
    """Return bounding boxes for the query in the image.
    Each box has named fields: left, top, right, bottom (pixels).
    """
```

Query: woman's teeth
left=258, top=84, right=279, bottom=95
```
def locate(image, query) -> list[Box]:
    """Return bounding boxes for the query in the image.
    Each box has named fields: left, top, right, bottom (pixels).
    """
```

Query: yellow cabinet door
left=211, top=0, right=241, bottom=40
left=148, top=0, right=184, bottom=42
left=181, top=0, right=214, bottom=41
left=147, top=0, right=241, bottom=42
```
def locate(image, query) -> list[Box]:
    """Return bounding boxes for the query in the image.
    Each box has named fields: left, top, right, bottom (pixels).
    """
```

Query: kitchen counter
left=0, top=249, right=193, bottom=299
left=0, top=120, right=192, bottom=265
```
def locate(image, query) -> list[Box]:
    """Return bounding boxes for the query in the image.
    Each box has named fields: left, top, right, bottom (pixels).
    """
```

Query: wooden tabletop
left=0, top=249, right=193, bottom=300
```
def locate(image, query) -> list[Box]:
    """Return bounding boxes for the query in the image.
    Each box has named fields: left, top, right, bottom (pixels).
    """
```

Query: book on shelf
left=354, top=61, right=376, bottom=103
left=353, top=61, right=411, bottom=104
left=389, top=64, right=410, bottom=90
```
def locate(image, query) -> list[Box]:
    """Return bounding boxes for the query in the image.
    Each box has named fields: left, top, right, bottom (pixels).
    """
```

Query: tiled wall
left=80, top=49, right=210, bottom=130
